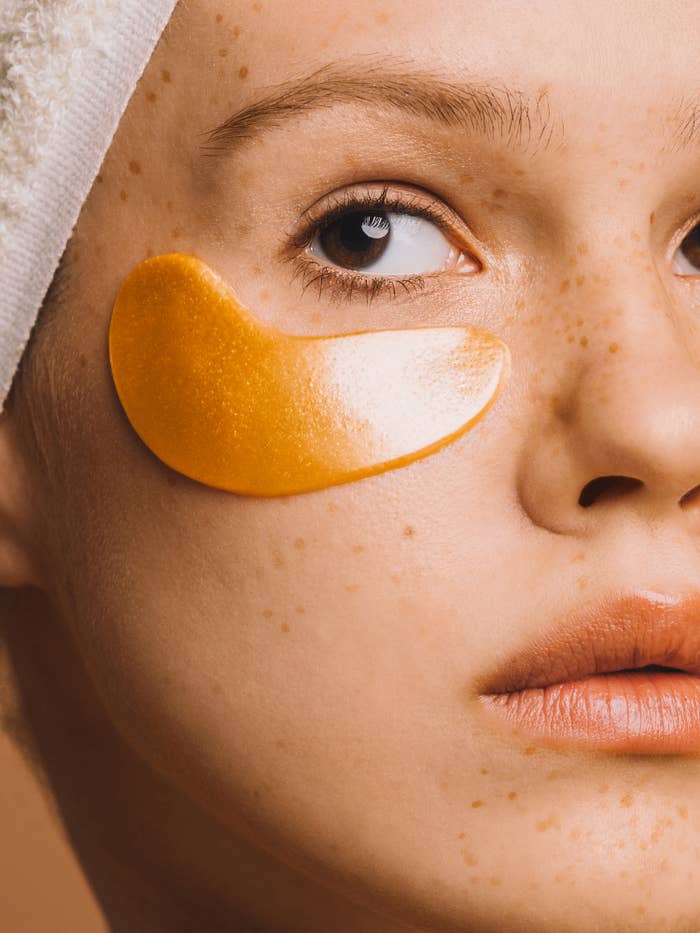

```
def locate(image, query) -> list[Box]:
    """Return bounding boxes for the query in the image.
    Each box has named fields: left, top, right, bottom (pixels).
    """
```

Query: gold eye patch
left=108, top=254, right=510, bottom=496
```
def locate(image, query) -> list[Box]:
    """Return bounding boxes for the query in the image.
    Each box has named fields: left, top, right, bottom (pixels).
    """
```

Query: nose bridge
left=571, top=245, right=700, bottom=493
left=517, top=231, right=700, bottom=533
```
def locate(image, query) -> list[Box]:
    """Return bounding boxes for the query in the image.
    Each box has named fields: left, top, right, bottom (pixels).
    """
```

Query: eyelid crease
left=287, top=182, right=473, bottom=252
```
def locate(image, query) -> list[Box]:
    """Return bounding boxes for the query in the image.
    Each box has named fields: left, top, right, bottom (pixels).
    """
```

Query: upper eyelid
left=281, top=183, right=481, bottom=274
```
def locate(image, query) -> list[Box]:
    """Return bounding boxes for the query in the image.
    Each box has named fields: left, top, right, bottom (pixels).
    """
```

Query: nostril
left=578, top=475, right=643, bottom=508
left=679, top=484, right=700, bottom=508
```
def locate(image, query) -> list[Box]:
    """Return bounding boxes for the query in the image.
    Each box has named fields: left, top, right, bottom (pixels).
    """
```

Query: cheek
left=108, top=253, right=509, bottom=496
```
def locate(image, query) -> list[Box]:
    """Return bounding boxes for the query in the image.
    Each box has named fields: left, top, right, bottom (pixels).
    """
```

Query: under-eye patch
left=108, top=254, right=510, bottom=496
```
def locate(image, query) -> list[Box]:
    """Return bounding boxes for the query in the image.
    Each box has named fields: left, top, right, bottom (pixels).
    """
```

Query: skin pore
left=4, top=0, right=700, bottom=930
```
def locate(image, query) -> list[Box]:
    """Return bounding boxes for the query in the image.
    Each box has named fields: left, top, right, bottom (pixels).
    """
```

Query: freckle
left=567, top=334, right=575, bottom=343
left=508, top=791, right=517, bottom=800
left=295, top=605, right=305, bottom=614
left=344, top=583, right=360, bottom=592
left=216, top=13, right=223, bottom=22
left=462, top=850, right=478, bottom=866
left=570, top=828, right=581, bottom=841
left=390, top=572, right=401, bottom=584
left=471, top=799, right=484, bottom=808
left=166, top=200, right=173, bottom=213
left=617, top=178, right=628, bottom=188
left=480, top=768, right=489, bottom=775
left=460, top=174, right=474, bottom=185
left=514, top=168, right=525, bottom=176
left=252, top=264, right=262, bottom=274
left=559, top=279, right=570, bottom=293
left=630, top=230, right=640, bottom=241
left=597, top=122, right=608, bottom=131
left=96, top=173, right=104, bottom=184
left=610, top=159, right=619, bottom=167
left=252, top=0, right=262, bottom=10
left=161, top=69, right=171, bottom=83
left=580, top=336, right=589, bottom=347
left=620, top=793, right=633, bottom=808
left=293, top=537, right=306, bottom=550
left=146, top=91, right=157, bottom=103
left=78, top=353, right=88, bottom=368
left=119, top=188, right=128, bottom=202
left=524, top=746, right=537, bottom=756
left=597, top=783, right=609, bottom=793
left=546, top=770, right=565, bottom=781
left=375, top=11, right=390, bottom=23
left=281, top=622, right=290, bottom=633
left=402, top=524, right=415, bottom=538
left=261, top=609, right=273, bottom=618
left=489, top=877, right=501, bottom=887
left=492, top=188, right=507, bottom=198
left=679, top=805, right=689, bottom=819
left=218, top=48, right=228, bottom=57
left=238, top=65, right=249, bottom=79
left=275, top=739, right=285, bottom=748
left=273, top=554, right=285, bottom=568
left=608, top=342, right=619, bottom=354
left=212, top=682, right=223, bottom=696
left=351, top=544, right=365, bottom=554
left=576, top=241, right=589, bottom=255
left=231, top=24, right=241, bottom=37
left=649, top=211, right=656, bottom=224
left=128, top=160, right=141, bottom=176
left=575, top=275, right=585, bottom=287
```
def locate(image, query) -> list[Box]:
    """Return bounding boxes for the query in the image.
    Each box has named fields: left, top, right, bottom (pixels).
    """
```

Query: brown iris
left=679, top=224, right=700, bottom=271
left=318, top=211, right=391, bottom=269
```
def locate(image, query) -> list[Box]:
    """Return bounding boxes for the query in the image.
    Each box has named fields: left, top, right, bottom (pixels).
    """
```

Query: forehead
left=183, top=0, right=699, bottom=142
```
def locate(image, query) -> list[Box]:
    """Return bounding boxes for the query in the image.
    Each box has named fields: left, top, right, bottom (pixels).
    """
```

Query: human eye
left=672, top=222, right=700, bottom=276
left=284, top=184, right=481, bottom=305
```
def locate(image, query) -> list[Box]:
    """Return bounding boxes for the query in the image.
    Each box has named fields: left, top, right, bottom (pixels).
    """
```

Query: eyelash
left=284, top=185, right=468, bottom=305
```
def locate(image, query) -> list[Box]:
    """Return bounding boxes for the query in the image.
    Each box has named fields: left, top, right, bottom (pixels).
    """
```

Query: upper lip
left=479, top=589, right=700, bottom=695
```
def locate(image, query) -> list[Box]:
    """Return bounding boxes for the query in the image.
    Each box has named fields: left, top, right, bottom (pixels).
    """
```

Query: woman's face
left=20, top=0, right=700, bottom=929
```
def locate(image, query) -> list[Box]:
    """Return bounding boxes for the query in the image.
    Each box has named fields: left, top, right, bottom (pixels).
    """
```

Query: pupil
left=319, top=211, right=391, bottom=270
left=681, top=225, right=700, bottom=268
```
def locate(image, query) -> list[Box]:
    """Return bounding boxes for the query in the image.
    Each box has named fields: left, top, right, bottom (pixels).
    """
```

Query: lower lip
left=480, top=670, right=700, bottom=754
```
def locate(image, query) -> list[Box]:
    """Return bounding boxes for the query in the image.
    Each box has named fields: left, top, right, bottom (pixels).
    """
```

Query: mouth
left=478, top=591, right=700, bottom=755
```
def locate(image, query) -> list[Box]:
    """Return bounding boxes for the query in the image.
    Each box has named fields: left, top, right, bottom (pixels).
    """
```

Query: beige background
left=1, top=636, right=105, bottom=932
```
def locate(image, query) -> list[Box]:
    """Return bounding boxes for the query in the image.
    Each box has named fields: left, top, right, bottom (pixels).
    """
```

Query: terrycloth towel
left=0, top=0, right=178, bottom=410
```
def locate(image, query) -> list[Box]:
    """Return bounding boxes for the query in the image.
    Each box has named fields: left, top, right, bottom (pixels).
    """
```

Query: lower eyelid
left=291, top=255, right=429, bottom=305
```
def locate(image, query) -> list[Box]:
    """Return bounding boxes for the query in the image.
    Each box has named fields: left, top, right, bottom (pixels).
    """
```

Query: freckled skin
left=6, top=1, right=700, bottom=932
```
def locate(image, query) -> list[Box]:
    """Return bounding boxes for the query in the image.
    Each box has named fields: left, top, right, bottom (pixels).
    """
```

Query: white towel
left=0, top=0, right=178, bottom=410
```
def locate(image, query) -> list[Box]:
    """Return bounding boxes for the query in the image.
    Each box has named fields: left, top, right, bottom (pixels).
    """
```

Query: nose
left=517, top=261, right=700, bottom=535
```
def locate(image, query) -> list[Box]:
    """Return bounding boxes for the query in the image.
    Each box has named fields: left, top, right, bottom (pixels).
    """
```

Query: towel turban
left=0, top=0, right=178, bottom=410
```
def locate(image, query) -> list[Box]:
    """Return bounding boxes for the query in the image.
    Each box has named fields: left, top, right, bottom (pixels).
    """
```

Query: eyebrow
left=667, top=93, right=700, bottom=155
left=201, top=58, right=566, bottom=159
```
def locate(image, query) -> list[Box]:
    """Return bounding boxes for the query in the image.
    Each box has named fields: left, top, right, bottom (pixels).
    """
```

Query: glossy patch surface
left=109, top=254, right=510, bottom=496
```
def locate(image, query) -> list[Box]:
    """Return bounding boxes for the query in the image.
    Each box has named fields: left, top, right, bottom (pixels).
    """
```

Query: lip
left=478, top=590, right=700, bottom=754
